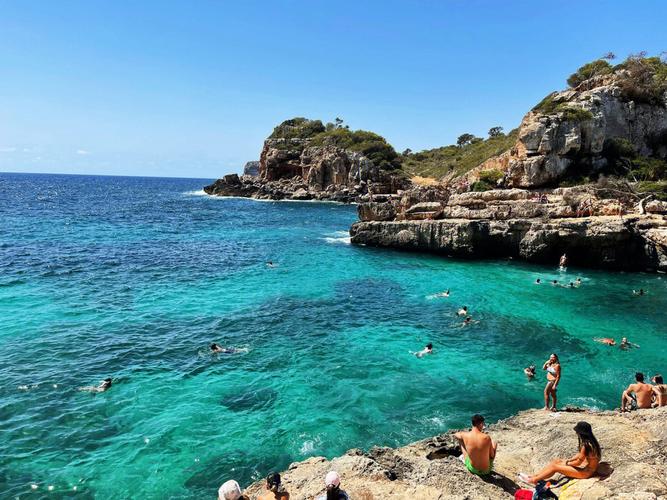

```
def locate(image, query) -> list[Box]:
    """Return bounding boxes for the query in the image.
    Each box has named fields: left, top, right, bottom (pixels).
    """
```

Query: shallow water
left=1, top=173, right=665, bottom=498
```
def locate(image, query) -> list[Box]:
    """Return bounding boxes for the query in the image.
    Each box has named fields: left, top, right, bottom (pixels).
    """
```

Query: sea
left=1, top=172, right=665, bottom=498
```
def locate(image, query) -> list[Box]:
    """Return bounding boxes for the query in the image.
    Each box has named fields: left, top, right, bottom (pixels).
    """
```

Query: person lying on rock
left=454, top=414, right=497, bottom=476
left=621, top=372, right=653, bottom=411
left=518, top=421, right=600, bottom=485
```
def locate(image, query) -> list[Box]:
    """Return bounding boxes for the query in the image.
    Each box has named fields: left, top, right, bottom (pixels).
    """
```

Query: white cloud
left=0, top=147, right=17, bottom=153
left=76, top=149, right=90, bottom=155
left=23, top=148, right=31, bottom=152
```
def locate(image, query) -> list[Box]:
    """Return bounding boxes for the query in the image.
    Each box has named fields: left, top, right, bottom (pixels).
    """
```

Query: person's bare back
left=629, top=383, right=653, bottom=408
left=454, top=415, right=497, bottom=475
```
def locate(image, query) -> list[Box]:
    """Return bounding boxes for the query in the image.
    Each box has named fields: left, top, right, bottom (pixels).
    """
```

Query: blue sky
left=1, top=1, right=665, bottom=179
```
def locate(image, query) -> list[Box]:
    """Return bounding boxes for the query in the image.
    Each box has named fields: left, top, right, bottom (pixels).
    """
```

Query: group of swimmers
left=218, top=470, right=348, bottom=500
left=534, top=277, right=582, bottom=288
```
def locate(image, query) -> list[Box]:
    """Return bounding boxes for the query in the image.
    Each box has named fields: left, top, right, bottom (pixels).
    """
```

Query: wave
left=182, top=189, right=208, bottom=196
left=321, top=231, right=351, bottom=245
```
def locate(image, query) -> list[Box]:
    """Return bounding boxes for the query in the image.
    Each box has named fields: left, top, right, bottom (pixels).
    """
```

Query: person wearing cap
left=257, top=472, right=289, bottom=500
left=454, top=414, right=497, bottom=476
left=218, top=479, right=248, bottom=500
left=518, top=421, right=601, bottom=484
left=315, top=471, right=348, bottom=500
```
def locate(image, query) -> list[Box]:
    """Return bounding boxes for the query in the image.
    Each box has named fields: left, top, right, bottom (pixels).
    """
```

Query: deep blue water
left=1, top=172, right=665, bottom=498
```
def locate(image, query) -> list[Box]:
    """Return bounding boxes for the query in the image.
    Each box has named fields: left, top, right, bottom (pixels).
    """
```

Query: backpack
left=533, top=480, right=558, bottom=499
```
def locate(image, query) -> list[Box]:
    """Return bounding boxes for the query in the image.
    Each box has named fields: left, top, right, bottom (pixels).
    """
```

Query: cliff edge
left=245, top=406, right=667, bottom=499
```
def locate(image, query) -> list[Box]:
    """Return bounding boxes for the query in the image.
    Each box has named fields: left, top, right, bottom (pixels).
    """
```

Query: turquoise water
left=1, top=173, right=665, bottom=498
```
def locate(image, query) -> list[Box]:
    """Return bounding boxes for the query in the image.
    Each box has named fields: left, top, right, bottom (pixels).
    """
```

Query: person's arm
left=565, top=448, right=585, bottom=466
left=553, top=365, right=561, bottom=389
left=542, top=360, right=550, bottom=370
left=490, top=439, right=497, bottom=460
left=621, top=385, right=632, bottom=409
left=454, top=432, right=467, bottom=451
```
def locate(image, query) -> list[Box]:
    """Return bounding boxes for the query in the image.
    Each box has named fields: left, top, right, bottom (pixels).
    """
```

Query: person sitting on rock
left=621, top=372, right=653, bottom=411
left=454, top=414, right=497, bottom=476
left=518, top=421, right=600, bottom=485
left=315, top=471, right=348, bottom=500
left=457, top=306, right=468, bottom=316
left=257, top=472, right=289, bottom=500
left=218, top=479, right=249, bottom=500
left=651, top=375, right=667, bottom=407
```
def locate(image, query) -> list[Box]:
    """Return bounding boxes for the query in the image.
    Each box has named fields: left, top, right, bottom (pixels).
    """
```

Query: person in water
left=524, top=365, right=536, bottom=378
left=543, top=353, right=561, bottom=411
left=651, top=375, right=667, bottom=407
left=633, top=288, right=645, bottom=296
left=257, top=472, right=289, bottom=500
left=437, top=289, right=450, bottom=297
left=535, top=278, right=541, bottom=284
left=620, top=337, right=640, bottom=350
left=518, top=421, right=600, bottom=484
left=414, top=343, right=433, bottom=358
left=559, top=253, right=568, bottom=268
left=315, top=471, right=348, bottom=500
left=454, top=414, right=497, bottom=476
left=621, top=372, right=653, bottom=411
left=457, top=306, right=468, bottom=316
left=576, top=277, right=582, bottom=286
left=211, top=343, right=238, bottom=354
left=79, top=378, right=112, bottom=393
left=551, top=280, right=559, bottom=286
left=267, top=261, right=275, bottom=268
left=594, top=337, right=616, bottom=346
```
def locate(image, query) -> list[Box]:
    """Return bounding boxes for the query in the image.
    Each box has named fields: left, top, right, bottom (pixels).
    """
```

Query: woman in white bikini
left=543, top=353, right=561, bottom=411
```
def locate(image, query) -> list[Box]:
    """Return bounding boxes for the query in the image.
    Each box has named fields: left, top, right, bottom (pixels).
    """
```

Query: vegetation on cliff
left=268, top=117, right=401, bottom=170
left=401, top=128, right=518, bottom=179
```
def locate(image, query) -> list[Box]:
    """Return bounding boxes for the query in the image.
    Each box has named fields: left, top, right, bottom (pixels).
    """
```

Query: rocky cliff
left=204, top=119, right=409, bottom=202
left=243, top=406, right=667, bottom=499
left=466, top=58, right=667, bottom=189
left=243, top=161, right=260, bottom=177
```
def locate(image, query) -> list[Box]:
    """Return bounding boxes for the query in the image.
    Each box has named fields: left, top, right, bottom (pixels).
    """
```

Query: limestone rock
left=243, top=161, right=260, bottom=177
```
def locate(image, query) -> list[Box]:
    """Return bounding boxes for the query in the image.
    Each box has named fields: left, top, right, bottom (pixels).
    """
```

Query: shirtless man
left=455, top=414, right=497, bottom=476
left=621, top=372, right=653, bottom=411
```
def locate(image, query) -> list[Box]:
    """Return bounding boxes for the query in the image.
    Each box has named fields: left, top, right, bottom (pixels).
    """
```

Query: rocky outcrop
left=351, top=186, right=667, bottom=272
left=467, top=75, right=667, bottom=188
left=243, top=161, right=260, bottom=177
left=244, top=406, right=667, bottom=499
left=205, top=138, right=409, bottom=202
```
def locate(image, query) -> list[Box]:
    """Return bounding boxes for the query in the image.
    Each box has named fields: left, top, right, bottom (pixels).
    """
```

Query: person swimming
left=457, top=306, right=468, bottom=316
left=437, top=289, right=450, bottom=297
left=535, top=278, right=541, bottom=284
left=620, top=337, right=640, bottom=349
left=568, top=282, right=576, bottom=288
left=414, top=343, right=433, bottom=358
left=551, top=280, right=559, bottom=286
left=524, top=365, right=536, bottom=378
left=633, top=288, right=645, bottom=296
left=267, top=261, right=275, bottom=268
left=211, top=343, right=238, bottom=354
left=594, top=337, right=616, bottom=346
left=576, top=277, right=582, bottom=286
left=79, top=378, right=112, bottom=393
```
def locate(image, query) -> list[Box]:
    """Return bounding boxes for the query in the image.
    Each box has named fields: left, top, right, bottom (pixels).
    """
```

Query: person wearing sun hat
left=218, top=479, right=248, bottom=500
left=315, top=471, right=349, bottom=500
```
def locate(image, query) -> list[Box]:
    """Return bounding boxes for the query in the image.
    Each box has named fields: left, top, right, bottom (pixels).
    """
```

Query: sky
left=0, top=1, right=665, bottom=179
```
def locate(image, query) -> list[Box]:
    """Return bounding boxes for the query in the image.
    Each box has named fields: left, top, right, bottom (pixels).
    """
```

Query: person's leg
left=529, top=460, right=592, bottom=483
left=551, top=387, right=558, bottom=411
left=544, top=382, right=552, bottom=410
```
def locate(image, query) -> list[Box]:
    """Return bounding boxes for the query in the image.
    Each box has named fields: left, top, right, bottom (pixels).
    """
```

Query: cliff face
left=244, top=407, right=667, bottom=499
left=469, top=73, right=667, bottom=188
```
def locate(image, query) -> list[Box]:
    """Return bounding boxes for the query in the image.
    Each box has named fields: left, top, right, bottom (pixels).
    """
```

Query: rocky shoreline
left=244, top=406, right=667, bottom=499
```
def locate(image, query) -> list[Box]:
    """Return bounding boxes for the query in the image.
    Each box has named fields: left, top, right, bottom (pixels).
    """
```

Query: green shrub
left=559, top=106, right=594, bottom=122
left=614, top=54, right=667, bottom=105
left=478, top=169, right=503, bottom=184
left=567, top=59, right=613, bottom=87
left=309, top=128, right=401, bottom=170
left=636, top=180, right=667, bottom=200
left=269, top=118, right=326, bottom=140
left=470, top=180, right=495, bottom=192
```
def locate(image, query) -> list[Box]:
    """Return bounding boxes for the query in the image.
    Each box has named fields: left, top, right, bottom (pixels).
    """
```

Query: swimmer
left=620, top=337, right=640, bottom=350
left=551, top=280, right=559, bottom=286
left=576, top=277, right=582, bottom=287
left=437, top=289, right=451, bottom=298
left=267, top=261, right=275, bottom=268
left=462, top=316, right=478, bottom=326
left=524, top=365, right=536, bottom=378
left=568, top=282, right=576, bottom=288
left=535, top=278, right=541, bottom=284
left=457, top=306, right=468, bottom=316
left=633, top=289, right=645, bottom=296
left=79, top=378, right=112, bottom=393
left=414, top=343, right=433, bottom=358
left=594, top=337, right=616, bottom=346
left=210, top=343, right=238, bottom=354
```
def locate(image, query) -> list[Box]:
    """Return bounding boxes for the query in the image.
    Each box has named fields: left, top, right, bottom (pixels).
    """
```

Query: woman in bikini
left=543, top=353, right=561, bottom=411
left=652, top=375, right=667, bottom=407
left=519, top=421, right=600, bottom=484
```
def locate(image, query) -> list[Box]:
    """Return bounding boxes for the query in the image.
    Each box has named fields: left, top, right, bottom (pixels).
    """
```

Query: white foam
left=182, top=189, right=208, bottom=196
left=300, top=440, right=315, bottom=454
left=321, top=230, right=351, bottom=245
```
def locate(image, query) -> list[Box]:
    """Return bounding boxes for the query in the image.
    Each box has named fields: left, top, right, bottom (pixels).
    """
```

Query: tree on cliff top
left=269, top=118, right=326, bottom=140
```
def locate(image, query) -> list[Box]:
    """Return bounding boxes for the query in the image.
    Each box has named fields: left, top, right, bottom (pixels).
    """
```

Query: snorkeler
left=594, top=338, right=616, bottom=346
left=457, top=306, right=468, bottom=316
left=79, top=378, right=112, bottom=393
left=211, top=343, right=238, bottom=354
left=524, top=365, right=536, bottom=378
left=414, top=343, right=433, bottom=358
left=620, top=337, right=640, bottom=350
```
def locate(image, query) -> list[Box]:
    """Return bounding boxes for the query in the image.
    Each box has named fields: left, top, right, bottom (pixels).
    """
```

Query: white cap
left=325, top=470, right=341, bottom=488
left=218, top=480, right=242, bottom=500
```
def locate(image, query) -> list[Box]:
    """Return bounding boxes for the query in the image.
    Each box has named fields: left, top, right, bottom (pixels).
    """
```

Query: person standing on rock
left=454, top=414, right=497, bottom=476
left=543, top=354, right=561, bottom=411
left=559, top=253, right=568, bottom=269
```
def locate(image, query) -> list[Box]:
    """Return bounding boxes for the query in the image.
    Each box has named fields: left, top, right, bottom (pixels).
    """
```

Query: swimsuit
left=465, top=456, right=493, bottom=476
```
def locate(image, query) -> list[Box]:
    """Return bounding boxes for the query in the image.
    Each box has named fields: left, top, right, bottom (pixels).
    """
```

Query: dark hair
left=550, top=353, right=559, bottom=363
left=636, top=372, right=645, bottom=382
left=326, top=488, right=340, bottom=500
left=553, top=280, right=558, bottom=283
left=211, top=343, right=218, bottom=350
left=654, top=375, right=664, bottom=384
left=426, top=343, right=433, bottom=349
left=574, top=421, right=601, bottom=458
left=104, top=378, right=112, bottom=383
left=266, top=472, right=281, bottom=491
left=471, top=414, right=485, bottom=427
